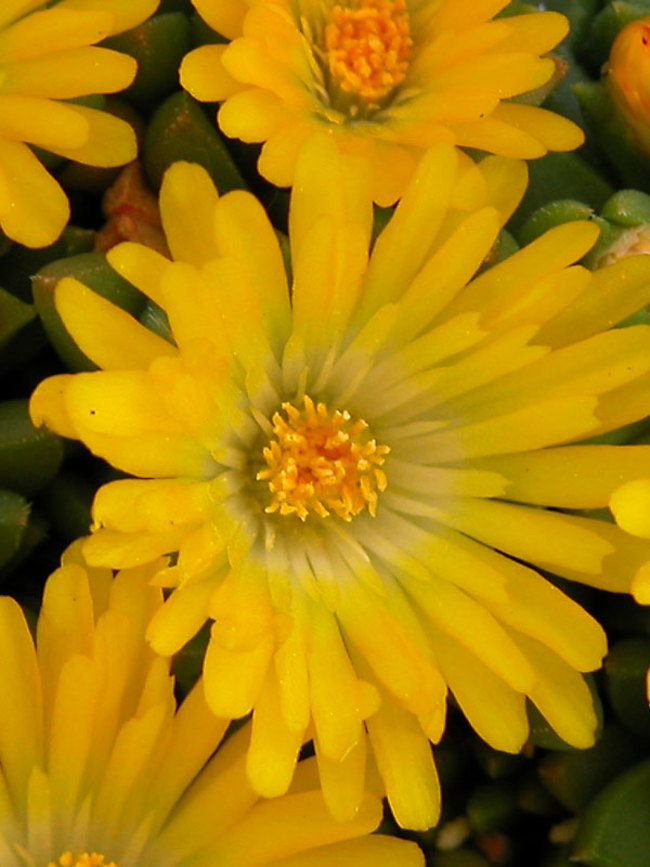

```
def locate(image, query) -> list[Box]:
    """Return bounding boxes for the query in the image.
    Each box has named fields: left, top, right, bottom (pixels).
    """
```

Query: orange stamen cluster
left=47, top=854, right=118, bottom=867
left=325, top=0, right=412, bottom=102
left=258, top=395, right=389, bottom=521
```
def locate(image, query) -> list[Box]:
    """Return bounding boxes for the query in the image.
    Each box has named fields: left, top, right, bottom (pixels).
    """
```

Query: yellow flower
left=180, top=0, right=583, bottom=205
left=0, top=544, right=421, bottom=867
left=30, top=140, right=650, bottom=829
left=606, top=15, right=650, bottom=155
left=0, top=0, right=159, bottom=248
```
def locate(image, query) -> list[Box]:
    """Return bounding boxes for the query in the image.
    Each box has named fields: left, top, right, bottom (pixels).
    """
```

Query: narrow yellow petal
left=0, top=139, right=69, bottom=247
left=0, top=598, right=43, bottom=807
left=55, top=277, right=176, bottom=370
left=366, top=696, right=440, bottom=830
left=1, top=47, right=135, bottom=99
left=107, top=241, right=170, bottom=308
left=247, top=674, right=303, bottom=797
left=180, top=43, right=245, bottom=101
left=159, top=161, right=221, bottom=267
left=0, top=8, right=114, bottom=61
left=430, top=626, right=528, bottom=753
left=512, top=632, right=598, bottom=749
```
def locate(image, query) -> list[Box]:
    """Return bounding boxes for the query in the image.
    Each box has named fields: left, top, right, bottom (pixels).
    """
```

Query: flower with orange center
left=180, top=0, right=583, bottom=204
left=0, top=0, right=159, bottom=248
left=0, top=544, right=422, bottom=867
left=30, top=140, right=650, bottom=829
left=258, top=396, right=388, bottom=521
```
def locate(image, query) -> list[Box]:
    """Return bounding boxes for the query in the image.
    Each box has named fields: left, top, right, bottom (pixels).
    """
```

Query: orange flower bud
left=607, top=16, right=650, bottom=152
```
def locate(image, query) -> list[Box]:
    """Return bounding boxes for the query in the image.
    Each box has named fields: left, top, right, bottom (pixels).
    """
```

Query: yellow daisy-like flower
left=180, top=0, right=583, bottom=204
left=30, top=140, right=650, bottom=829
left=0, top=0, right=159, bottom=248
left=0, top=544, right=421, bottom=867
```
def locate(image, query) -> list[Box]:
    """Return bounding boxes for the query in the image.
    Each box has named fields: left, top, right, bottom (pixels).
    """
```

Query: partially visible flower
left=180, top=0, right=583, bottom=204
left=0, top=0, right=159, bottom=248
left=606, top=15, right=650, bottom=155
left=30, top=141, right=650, bottom=829
left=0, top=543, right=421, bottom=867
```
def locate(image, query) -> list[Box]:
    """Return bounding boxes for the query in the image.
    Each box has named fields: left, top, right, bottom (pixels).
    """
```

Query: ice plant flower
left=606, top=15, right=650, bottom=156
left=180, top=0, right=583, bottom=204
left=0, top=544, right=422, bottom=867
left=0, top=0, right=159, bottom=248
left=30, top=140, right=650, bottom=829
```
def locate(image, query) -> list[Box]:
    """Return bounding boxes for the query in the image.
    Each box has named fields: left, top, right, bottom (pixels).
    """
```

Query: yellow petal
left=610, top=479, right=650, bottom=538
left=247, top=674, right=303, bottom=797
left=0, top=597, right=43, bottom=807
left=513, top=632, right=599, bottom=749
left=430, top=626, right=528, bottom=753
left=1, top=47, right=136, bottom=99
left=0, top=138, right=69, bottom=247
left=490, top=101, right=584, bottom=151
left=366, top=696, right=440, bottom=830
left=159, top=161, right=221, bottom=266
left=180, top=43, right=245, bottom=101
left=47, top=104, right=137, bottom=167
left=29, top=374, right=78, bottom=438
left=0, top=8, right=114, bottom=61
left=203, top=628, right=274, bottom=718
left=55, top=277, right=176, bottom=370
left=107, top=241, right=170, bottom=308
left=55, top=0, right=159, bottom=35
left=192, top=0, right=247, bottom=40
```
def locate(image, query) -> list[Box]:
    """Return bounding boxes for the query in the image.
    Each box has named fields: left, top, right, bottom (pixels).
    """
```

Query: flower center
left=47, top=855, right=118, bottom=867
left=257, top=395, right=388, bottom=521
left=324, top=0, right=412, bottom=103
